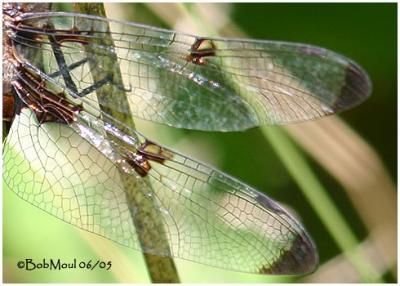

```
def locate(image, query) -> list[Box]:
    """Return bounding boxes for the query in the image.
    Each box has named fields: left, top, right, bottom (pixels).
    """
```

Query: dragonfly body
left=3, top=3, right=371, bottom=276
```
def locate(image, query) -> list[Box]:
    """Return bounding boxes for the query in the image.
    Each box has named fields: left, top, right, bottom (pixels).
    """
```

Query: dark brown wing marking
left=12, top=67, right=81, bottom=124
left=334, top=61, right=371, bottom=111
left=259, top=234, right=317, bottom=275
left=138, top=140, right=174, bottom=163
left=186, top=38, right=217, bottom=65
left=125, top=140, right=174, bottom=177
left=125, top=152, right=152, bottom=177
left=9, top=21, right=92, bottom=46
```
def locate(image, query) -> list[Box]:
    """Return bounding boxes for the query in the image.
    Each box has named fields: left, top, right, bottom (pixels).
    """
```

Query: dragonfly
left=2, top=3, right=371, bottom=276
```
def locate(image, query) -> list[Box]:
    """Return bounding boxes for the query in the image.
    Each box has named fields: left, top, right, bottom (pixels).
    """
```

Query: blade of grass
left=286, top=118, right=397, bottom=275
left=262, top=126, right=381, bottom=282
left=72, top=4, right=179, bottom=283
left=304, top=236, right=388, bottom=282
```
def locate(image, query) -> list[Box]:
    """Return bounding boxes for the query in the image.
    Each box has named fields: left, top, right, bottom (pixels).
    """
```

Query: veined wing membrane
left=12, top=12, right=371, bottom=131
left=4, top=103, right=317, bottom=274
left=141, top=142, right=317, bottom=274
left=5, top=9, right=319, bottom=274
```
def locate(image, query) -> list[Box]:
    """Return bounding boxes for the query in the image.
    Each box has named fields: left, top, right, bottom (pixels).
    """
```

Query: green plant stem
left=262, top=127, right=382, bottom=282
left=72, top=4, right=179, bottom=283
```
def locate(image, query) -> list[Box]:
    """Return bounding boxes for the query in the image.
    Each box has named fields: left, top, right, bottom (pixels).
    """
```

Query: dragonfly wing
left=140, top=142, right=318, bottom=274
left=4, top=107, right=317, bottom=274
left=3, top=109, right=142, bottom=250
left=74, top=104, right=319, bottom=274
left=3, top=108, right=188, bottom=260
left=14, top=12, right=371, bottom=131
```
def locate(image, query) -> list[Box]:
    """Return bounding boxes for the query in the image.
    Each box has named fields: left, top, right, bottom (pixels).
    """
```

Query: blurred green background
left=3, top=3, right=396, bottom=283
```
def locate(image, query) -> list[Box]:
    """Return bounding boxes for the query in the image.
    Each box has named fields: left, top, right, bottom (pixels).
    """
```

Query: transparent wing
left=11, top=12, right=371, bottom=131
left=3, top=107, right=317, bottom=274
left=138, top=138, right=318, bottom=274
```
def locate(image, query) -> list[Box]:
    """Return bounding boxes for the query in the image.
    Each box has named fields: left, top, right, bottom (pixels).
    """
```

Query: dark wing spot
left=334, top=61, right=372, bottom=111
left=138, top=140, right=173, bottom=163
left=256, top=193, right=318, bottom=274
left=126, top=153, right=152, bottom=177
left=259, top=232, right=318, bottom=275
left=186, top=37, right=217, bottom=65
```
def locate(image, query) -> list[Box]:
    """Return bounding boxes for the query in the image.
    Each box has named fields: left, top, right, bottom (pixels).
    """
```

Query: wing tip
left=333, top=60, right=372, bottom=112
left=259, top=231, right=319, bottom=275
